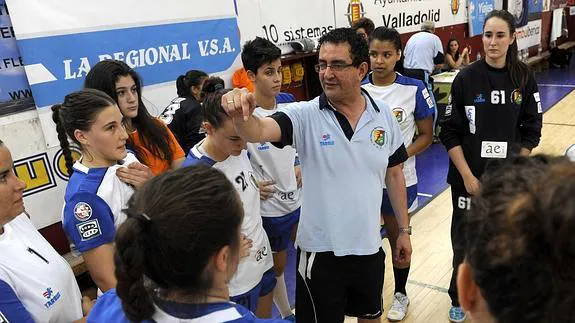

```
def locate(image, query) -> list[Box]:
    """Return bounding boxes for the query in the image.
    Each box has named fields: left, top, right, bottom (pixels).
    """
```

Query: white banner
left=6, top=0, right=242, bottom=148
left=516, top=19, right=542, bottom=50
left=334, top=0, right=468, bottom=33
left=237, top=0, right=335, bottom=46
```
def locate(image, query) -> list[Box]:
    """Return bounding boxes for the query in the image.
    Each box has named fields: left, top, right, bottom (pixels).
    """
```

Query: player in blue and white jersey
left=52, top=89, right=151, bottom=294
left=362, top=27, right=435, bottom=321
left=242, top=37, right=301, bottom=321
left=88, top=164, right=287, bottom=322
left=182, top=90, right=275, bottom=318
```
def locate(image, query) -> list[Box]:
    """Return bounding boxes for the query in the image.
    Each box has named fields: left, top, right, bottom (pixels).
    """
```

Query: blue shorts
left=381, top=185, right=418, bottom=215
left=262, top=208, right=300, bottom=252
left=230, top=268, right=276, bottom=312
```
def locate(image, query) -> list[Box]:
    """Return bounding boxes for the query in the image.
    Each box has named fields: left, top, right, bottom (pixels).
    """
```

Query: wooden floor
left=344, top=89, right=575, bottom=323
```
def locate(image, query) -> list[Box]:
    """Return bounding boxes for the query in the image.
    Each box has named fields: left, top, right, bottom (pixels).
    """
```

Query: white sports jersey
left=248, top=93, right=301, bottom=217
left=0, top=214, right=83, bottom=323
left=62, top=153, right=138, bottom=253
left=183, top=145, right=273, bottom=296
left=362, top=73, right=435, bottom=187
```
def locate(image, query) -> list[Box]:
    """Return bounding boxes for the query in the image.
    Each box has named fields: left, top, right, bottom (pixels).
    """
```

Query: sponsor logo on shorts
left=77, top=219, right=102, bottom=241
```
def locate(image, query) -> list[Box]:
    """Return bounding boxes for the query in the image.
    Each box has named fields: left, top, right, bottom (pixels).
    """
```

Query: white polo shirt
left=403, top=31, right=444, bottom=74
left=0, top=214, right=83, bottom=323
left=271, top=91, right=407, bottom=256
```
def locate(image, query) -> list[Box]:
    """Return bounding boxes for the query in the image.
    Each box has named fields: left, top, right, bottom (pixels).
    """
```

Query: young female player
left=85, top=60, right=185, bottom=175
left=439, top=9, right=542, bottom=322
left=159, top=69, right=208, bottom=152
left=445, top=38, right=470, bottom=70
left=0, top=139, right=93, bottom=322
left=52, top=89, right=149, bottom=293
left=242, top=37, right=300, bottom=321
left=182, top=90, right=275, bottom=318
left=87, top=166, right=288, bottom=322
left=362, top=26, right=435, bottom=322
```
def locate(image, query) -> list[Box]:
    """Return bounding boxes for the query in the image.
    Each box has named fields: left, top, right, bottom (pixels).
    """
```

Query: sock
left=394, top=266, right=410, bottom=295
left=273, top=273, right=292, bottom=318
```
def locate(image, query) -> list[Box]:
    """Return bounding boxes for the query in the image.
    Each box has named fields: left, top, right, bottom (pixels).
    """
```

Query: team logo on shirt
left=320, top=133, right=335, bottom=147
left=370, top=127, right=386, bottom=147
left=511, top=89, right=523, bottom=105
left=0, top=311, right=8, bottom=323
left=42, top=287, right=62, bottom=309
left=392, top=108, right=406, bottom=123
left=76, top=219, right=102, bottom=241
left=73, top=202, right=92, bottom=221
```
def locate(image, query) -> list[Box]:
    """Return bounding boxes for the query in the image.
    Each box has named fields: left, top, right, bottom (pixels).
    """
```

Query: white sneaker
left=387, top=292, right=409, bottom=321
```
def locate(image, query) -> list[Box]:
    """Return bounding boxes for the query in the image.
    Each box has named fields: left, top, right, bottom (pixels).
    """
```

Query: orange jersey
left=130, top=121, right=185, bottom=175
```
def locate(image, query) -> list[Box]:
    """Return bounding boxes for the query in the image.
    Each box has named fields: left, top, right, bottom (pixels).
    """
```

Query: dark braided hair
left=114, top=165, right=243, bottom=322
left=51, top=89, right=117, bottom=176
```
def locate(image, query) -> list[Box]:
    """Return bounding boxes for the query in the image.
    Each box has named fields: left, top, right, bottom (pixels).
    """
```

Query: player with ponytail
left=52, top=89, right=150, bottom=294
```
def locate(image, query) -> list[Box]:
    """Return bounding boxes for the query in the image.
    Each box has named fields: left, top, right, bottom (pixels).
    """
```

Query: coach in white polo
left=223, top=28, right=412, bottom=323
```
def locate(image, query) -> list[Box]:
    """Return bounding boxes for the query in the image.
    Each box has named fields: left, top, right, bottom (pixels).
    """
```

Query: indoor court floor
left=278, top=59, right=575, bottom=322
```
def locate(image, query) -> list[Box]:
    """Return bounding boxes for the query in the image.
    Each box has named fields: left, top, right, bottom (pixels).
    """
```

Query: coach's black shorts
left=295, top=247, right=385, bottom=323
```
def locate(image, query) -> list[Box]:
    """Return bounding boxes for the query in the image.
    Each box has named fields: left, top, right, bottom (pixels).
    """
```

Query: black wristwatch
left=399, top=226, right=412, bottom=235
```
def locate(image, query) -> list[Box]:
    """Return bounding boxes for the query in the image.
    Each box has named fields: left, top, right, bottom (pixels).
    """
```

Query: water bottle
left=476, top=52, right=481, bottom=61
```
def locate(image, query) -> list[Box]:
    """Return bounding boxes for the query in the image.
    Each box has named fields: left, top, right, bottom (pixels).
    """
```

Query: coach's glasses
left=314, top=63, right=354, bottom=73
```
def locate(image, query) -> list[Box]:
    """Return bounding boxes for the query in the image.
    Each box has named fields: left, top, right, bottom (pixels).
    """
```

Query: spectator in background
left=352, top=17, right=375, bottom=41
left=403, top=21, right=443, bottom=127
left=445, top=38, right=470, bottom=70
left=159, top=70, right=208, bottom=152
left=403, top=21, right=444, bottom=78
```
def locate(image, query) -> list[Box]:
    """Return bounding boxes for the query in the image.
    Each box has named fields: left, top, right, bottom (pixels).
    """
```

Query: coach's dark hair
left=484, top=10, right=531, bottom=90
left=465, top=155, right=575, bottom=322
left=84, top=60, right=174, bottom=165
left=351, top=17, right=375, bottom=37
left=115, top=165, right=243, bottom=322
left=176, top=70, right=208, bottom=98
left=51, top=89, right=117, bottom=176
left=318, top=28, right=369, bottom=69
left=241, top=37, right=282, bottom=74
left=201, top=89, right=232, bottom=129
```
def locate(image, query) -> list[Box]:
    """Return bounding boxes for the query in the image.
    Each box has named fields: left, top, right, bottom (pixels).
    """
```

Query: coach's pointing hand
left=221, top=88, right=257, bottom=121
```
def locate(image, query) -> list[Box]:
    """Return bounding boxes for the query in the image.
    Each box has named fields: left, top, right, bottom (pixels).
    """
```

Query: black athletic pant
left=448, top=185, right=470, bottom=307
